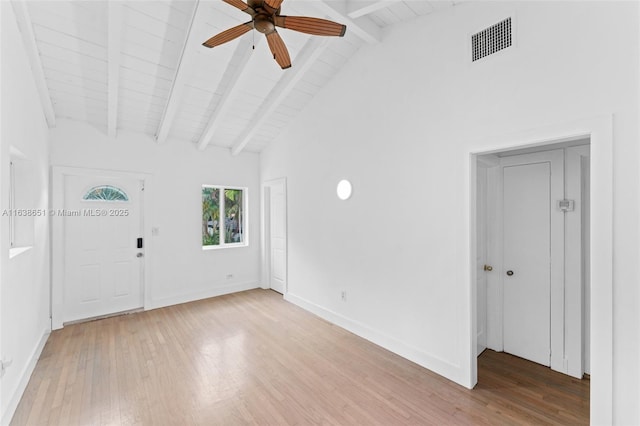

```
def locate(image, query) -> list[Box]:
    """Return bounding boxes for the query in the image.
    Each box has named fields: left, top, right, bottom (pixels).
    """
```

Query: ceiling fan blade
left=266, top=31, right=291, bottom=69
left=202, top=22, right=254, bottom=48
left=274, top=16, right=346, bottom=37
left=223, top=0, right=256, bottom=17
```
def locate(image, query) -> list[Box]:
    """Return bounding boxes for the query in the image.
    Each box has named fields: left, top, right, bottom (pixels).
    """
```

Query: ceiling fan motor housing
left=254, top=14, right=276, bottom=34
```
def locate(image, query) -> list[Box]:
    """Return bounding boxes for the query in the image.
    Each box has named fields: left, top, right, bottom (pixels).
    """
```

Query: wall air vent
left=471, top=17, right=512, bottom=62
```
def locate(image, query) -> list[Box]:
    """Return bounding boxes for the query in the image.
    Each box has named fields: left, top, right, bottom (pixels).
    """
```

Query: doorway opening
left=473, top=138, right=591, bottom=416
left=261, top=178, right=287, bottom=295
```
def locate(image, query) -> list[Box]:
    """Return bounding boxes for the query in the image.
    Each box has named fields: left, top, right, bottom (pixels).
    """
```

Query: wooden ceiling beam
left=230, top=37, right=330, bottom=156
left=155, top=1, right=201, bottom=144
left=10, top=0, right=56, bottom=128
left=307, top=0, right=381, bottom=44
left=346, top=1, right=402, bottom=19
left=107, top=1, right=123, bottom=138
left=196, top=37, right=260, bottom=151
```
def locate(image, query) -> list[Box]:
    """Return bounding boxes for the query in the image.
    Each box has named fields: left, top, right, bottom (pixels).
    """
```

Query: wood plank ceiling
left=18, top=0, right=460, bottom=154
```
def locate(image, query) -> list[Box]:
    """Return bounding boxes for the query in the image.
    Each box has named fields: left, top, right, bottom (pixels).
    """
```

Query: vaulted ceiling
left=14, top=0, right=460, bottom=154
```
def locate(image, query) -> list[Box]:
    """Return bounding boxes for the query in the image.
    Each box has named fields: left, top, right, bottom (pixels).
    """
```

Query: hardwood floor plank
left=11, top=289, right=589, bottom=425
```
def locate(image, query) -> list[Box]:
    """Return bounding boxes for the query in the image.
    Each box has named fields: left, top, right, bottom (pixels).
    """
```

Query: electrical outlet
left=341, top=290, right=347, bottom=302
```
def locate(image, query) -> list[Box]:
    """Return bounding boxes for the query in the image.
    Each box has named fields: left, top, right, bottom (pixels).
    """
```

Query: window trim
left=202, top=185, right=248, bottom=250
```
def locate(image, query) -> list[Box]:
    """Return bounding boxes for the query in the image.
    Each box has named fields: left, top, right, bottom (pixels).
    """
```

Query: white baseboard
left=2, top=328, right=50, bottom=426
left=146, top=281, right=259, bottom=311
left=284, top=292, right=465, bottom=387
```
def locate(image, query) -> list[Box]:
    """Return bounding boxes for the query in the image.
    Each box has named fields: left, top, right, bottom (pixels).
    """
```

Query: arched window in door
left=82, top=185, right=129, bottom=202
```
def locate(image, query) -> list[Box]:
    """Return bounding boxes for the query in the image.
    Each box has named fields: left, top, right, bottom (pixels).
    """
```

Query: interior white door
left=502, top=160, right=552, bottom=366
left=268, top=180, right=287, bottom=294
left=63, top=175, right=143, bottom=323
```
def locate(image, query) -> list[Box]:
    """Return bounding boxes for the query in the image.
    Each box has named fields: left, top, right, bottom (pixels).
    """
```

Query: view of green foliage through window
left=202, top=186, right=245, bottom=247
left=224, top=189, right=243, bottom=244
left=202, top=187, right=220, bottom=246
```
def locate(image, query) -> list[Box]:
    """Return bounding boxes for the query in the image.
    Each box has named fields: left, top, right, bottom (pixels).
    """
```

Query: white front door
left=63, top=175, right=143, bottom=323
left=267, top=179, right=287, bottom=294
left=501, top=150, right=563, bottom=367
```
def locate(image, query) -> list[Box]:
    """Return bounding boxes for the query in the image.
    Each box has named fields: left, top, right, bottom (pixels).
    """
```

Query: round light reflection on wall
left=336, top=179, right=352, bottom=200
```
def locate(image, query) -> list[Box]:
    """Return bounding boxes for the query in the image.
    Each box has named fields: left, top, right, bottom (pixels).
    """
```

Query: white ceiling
left=17, top=0, right=460, bottom=154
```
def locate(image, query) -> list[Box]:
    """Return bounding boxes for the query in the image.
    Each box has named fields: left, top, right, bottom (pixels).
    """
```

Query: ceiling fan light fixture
left=253, top=14, right=275, bottom=34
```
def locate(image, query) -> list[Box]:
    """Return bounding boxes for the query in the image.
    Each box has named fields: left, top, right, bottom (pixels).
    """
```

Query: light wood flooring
left=12, top=289, right=589, bottom=425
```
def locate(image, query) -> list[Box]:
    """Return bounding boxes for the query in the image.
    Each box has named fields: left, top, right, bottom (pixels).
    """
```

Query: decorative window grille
left=83, top=185, right=129, bottom=202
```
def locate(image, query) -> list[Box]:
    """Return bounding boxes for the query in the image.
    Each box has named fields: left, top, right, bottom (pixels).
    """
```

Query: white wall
left=49, top=119, right=261, bottom=313
left=1, top=2, right=51, bottom=422
left=260, top=1, right=639, bottom=424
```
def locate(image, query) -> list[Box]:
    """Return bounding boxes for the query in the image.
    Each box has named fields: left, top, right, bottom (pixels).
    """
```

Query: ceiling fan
left=202, top=0, right=347, bottom=69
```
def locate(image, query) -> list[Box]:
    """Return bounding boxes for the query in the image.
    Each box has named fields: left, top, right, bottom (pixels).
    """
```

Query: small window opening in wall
left=7, top=151, right=35, bottom=252
left=83, top=185, right=129, bottom=202
left=9, top=161, right=15, bottom=248
left=202, top=185, right=247, bottom=249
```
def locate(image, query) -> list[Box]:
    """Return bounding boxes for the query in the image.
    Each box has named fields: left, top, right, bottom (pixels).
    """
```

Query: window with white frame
left=202, top=185, right=247, bottom=248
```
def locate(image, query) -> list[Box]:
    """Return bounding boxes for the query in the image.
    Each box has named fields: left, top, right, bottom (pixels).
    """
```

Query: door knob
left=483, top=265, right=493, bottom=271
left=506, top=270, right=514, bottom=276
left=136, top=253, right=144, bottom=258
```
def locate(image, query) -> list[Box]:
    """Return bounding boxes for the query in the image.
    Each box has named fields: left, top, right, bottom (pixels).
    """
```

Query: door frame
left=51, top=166, right=153, bottom=329
left=261, top=177, right=287, bottom=294
left=467, top=115, right=613, bottom=425
left=475, top=161, right=489, bottom=357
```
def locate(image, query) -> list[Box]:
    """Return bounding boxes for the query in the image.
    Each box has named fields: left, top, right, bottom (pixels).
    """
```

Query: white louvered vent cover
left=472, top=17, right=512, bottom=62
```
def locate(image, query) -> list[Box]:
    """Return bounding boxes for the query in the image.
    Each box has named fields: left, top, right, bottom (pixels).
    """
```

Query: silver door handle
left=136, top=253, right=144, bottom=258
